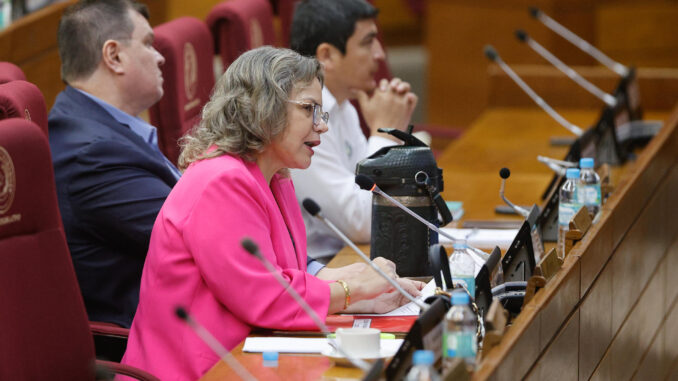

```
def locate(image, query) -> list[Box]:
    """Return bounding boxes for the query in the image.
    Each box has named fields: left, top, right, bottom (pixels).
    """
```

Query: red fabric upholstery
left=207, top=0, right=277, bottom=70
left=0, top=80, right=49, bottom=137
left=0, top=119, right=158, bottom=380
left=274, top=0, right=300, bottom=47
left=148, top=17, right=215, bottom=165
left=0, top=62, right=26, bottom=83
left=0, top=118, right=94, bottom=379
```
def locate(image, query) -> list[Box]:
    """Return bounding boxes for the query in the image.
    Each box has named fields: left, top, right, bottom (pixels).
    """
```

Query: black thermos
left=355, top=129, right=452, bottom=277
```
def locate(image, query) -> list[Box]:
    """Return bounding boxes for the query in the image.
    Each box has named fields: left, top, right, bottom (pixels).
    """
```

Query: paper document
left=243, top=337, right=403, bottom=354
left=350, top=279, right=437, bottom=317
left=439, top=228, right=518, bottom=249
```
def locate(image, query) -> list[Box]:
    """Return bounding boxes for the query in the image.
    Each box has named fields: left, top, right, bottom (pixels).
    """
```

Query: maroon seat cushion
left=0, top=80, right=49, bottom=137
left=149, top=17, right=215, bottom=164
left=207, top=0, right=277, bottom=69
left=0, top=118, right=95, bottom=380
left=0, top=62, right=26, bottom=84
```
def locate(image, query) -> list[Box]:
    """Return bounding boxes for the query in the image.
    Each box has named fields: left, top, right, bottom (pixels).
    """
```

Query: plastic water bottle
left=449, top=243, right=475, bottom=296
left=579, top=158, right=601, bottom=220
left=405, top=350, right=440, bottom=381
left=558, top=168, right=581, bottom=257
left=443, top=292, right=477, bottom=371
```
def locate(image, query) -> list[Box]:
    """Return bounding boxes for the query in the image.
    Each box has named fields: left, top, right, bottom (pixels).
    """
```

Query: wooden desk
left=201, top=106, right=677, bottom=380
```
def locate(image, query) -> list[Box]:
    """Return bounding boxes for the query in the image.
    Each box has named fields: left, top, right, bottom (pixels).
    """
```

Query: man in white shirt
left=290, top=0, right=418, bottom=262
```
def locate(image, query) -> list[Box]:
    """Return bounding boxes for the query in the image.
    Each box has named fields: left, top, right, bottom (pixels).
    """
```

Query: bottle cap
left=262, top=351, right=279, bottom=362
left=451, top=292, right=470, bottom=305
left=453, top=242, right=468, bottom=250
left=412, top=350, right=434, bottom=365
left=566, top=168, right=580, bottom=179
left=579, top=158, right=594, bottom=169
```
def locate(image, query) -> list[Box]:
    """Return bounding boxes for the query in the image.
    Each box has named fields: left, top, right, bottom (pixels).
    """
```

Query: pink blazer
left=121, top=154, right=331, bottom=380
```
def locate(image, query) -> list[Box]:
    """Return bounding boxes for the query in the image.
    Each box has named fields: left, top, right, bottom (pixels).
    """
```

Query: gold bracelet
left=336, top=280, right=350, bottom=310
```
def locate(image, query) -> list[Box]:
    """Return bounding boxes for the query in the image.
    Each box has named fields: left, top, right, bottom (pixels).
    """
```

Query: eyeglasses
left=287, top=100, right=329, bottom=127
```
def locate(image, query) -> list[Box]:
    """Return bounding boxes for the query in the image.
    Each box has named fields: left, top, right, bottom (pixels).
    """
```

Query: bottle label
left=558, top=202, right=579, bottom=226
left=444, top=331, right=477, bottom=358
left=454, top=276, right=475, bottom=296
left=580, top=184, right=601, bottom=206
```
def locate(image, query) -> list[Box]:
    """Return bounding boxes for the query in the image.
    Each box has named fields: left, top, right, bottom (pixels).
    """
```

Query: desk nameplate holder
left=385, top=297, right=449, bottom=381
left=564, top=207, right=593, bottom=256
left=479, top=299, right=509, bottom=360
left=537, top=248, right=562, bottom=282
left=597, top=163, right=613, bottom=200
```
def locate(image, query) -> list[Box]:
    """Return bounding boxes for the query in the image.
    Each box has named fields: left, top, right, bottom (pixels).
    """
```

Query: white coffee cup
left=335, top=327, right=381, bottom=358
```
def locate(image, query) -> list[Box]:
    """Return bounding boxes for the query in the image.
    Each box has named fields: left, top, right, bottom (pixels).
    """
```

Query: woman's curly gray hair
left=178, top=46, right=323, bottom=170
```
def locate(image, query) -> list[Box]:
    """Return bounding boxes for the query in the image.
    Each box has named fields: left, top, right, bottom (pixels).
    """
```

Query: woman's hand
left=345, top=278, right=426, bottom=314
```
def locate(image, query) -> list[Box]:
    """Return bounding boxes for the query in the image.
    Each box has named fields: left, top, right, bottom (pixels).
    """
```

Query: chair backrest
left=0, top=62, right=27, bottom=84
left=0, top=80, right=49, bottom=137
left=148, top=17, right=215, bottom=165
left=274, top=0, right=300, bottom=47
left=207, top=0, right=277, bottom=70
left=0, top=118, right=95, bottom=380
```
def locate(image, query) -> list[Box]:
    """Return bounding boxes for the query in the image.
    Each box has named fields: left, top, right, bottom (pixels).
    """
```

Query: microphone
left=483, top=45, right=584, bottom=136
left=536, top=155, right=575, bottom=175
left=240, top=238, right=372, bottom=372
left=528, top=6, right=629, bottom=77
left=175, top=306, right=256, bottom=381
left=353, top=175, right=488, bottom=268
left=514, top=29, right=617, bottom=107
left=498, top=168, right=530, bottom=218
left=301, top=198, right=430, bottom=312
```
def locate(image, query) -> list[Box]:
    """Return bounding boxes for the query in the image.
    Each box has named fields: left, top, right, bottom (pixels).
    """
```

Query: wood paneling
left=427, top=0, right=678, bottom=128
left=525, top=310, right=579, bottom=381
left=579, top=260, right=612, bottom=380
left=487, top=65, right=678, bottom=111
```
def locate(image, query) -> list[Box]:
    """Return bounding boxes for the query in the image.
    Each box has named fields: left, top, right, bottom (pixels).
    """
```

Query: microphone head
left=241, top=238, right=260, bottom=258
left=302, top=198, right=321, bottom=217
left=483, top=45, right=499, bottom=61
left=515, top=29, right=528, bottom=42
left=355, top=174, right=376, bottom=191
left=499, top=167, right=511, bottom=179
left=528, top=6, right=541, bottom=18
left=175, top=306, right=189, bottom=321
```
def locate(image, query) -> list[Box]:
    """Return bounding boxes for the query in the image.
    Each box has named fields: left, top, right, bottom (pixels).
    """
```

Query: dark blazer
left=48, top=86, right=178, bottom=327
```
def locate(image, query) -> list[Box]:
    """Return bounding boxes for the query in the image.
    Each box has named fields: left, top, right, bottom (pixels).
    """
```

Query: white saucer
left=321, top=346, right=399, bottom=367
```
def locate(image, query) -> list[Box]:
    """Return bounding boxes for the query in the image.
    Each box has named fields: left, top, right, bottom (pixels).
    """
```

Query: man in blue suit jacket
left=48, top=0, right=178, bottom=327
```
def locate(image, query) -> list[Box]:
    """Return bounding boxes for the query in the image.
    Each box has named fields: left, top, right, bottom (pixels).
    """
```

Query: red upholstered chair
left=0, top=61, right=26, bottom=83
left=207, top=0, right=277, bottom=70
left=273, top=0, right=299, bottom=47
left=148, top=17, right=215, bottom=165
left=0, top=118, right=158, bottom=380
left=0, top=80, right=49, bottom=137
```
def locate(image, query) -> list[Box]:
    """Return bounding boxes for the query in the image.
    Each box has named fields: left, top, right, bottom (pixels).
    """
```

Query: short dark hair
left=290, top=0, right=378, bottom=57
left=58, top=0, right=149, bottom=83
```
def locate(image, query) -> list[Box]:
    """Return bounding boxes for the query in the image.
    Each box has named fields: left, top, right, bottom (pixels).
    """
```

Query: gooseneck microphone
left=528, top=7, right=629, bottom=77
left=175, top=306, right=256, bottom=381
left=354, top=175, right=488, bottom=268
left=302, top=198, right=429, bottom=311
left=499, top=168, right=530, bottom=218
left=484, top=45, right=584, bottom=136
left=240, top=238, right=371, bottom=372
left=537, top=155, right=575, bottom=175
left=515, top=29, right=617, bottom=107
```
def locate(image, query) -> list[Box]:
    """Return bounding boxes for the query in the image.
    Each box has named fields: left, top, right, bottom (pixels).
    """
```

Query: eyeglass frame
left=287, top=100, right=329, bottom=127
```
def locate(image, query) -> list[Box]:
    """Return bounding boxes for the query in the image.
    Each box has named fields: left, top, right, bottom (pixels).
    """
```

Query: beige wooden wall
left=426, top=0, right=678, bottom=129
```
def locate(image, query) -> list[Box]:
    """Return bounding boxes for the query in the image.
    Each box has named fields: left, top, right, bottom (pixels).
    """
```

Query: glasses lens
left=313, top=104, right=321, bottom=126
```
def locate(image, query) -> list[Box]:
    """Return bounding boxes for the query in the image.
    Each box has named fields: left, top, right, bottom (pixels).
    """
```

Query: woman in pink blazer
left=121, top=47, right=422, bottom=380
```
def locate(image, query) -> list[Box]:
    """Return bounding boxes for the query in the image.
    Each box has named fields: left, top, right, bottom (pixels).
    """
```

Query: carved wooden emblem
left=0, top=146, right=16, bottom=215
